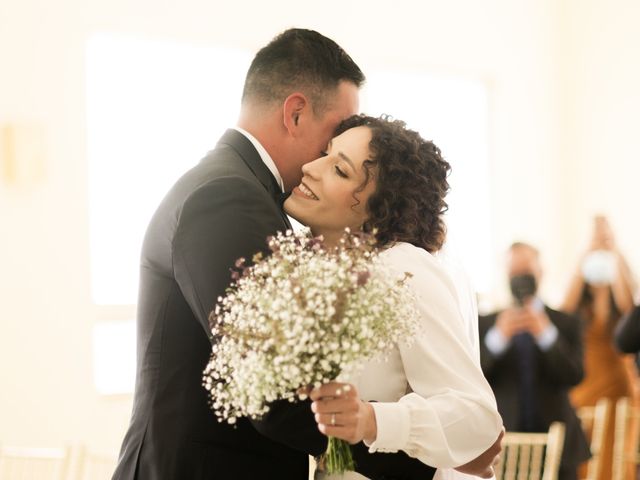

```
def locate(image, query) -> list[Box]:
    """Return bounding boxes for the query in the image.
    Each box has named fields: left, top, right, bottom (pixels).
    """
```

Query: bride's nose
left=301, top=156, right=322, bottom=179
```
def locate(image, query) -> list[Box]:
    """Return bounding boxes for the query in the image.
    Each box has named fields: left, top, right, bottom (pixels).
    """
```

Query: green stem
left=322, top=436, right=355, bottom=475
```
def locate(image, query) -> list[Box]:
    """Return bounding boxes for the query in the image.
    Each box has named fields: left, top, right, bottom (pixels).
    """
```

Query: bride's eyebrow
left=327, top=139, right=356, bottom=171
left=337, top=152, right=356, bottom=171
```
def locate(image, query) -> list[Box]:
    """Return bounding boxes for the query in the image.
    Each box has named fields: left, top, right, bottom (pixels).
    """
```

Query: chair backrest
left=577, top=397, right=612, bottom=480
left=72, top=446, right=117, bottom=480
left=612, top=396, right=640, bottom=480
left=495, top=422, right=565, bottom=480
left=0, top=445, right=71, bottom=480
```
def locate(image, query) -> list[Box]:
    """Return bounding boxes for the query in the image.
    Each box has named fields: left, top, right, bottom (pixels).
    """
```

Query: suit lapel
left=217, top=129, right=292, bottom=229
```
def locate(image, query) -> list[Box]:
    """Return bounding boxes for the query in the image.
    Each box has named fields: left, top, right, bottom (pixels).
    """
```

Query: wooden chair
left=494, top=422, right=565, bottom=480
left=577, top=397, right=612, bottom=480
left=0, top=445, right=71, bottom=480
left=72, top=446, right=117, bottom=480
left=612, top=396, right=640, bottom=480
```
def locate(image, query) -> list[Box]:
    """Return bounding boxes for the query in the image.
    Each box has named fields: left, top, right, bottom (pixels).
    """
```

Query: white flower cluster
left=202, top=228, right=420, bottom=424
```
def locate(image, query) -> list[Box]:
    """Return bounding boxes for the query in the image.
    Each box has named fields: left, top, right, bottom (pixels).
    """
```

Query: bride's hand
left=310, top=382, right=377, bottom=444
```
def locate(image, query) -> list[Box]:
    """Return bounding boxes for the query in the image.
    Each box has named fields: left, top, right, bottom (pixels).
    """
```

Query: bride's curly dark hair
left=334, top=114, right=451, bottom=253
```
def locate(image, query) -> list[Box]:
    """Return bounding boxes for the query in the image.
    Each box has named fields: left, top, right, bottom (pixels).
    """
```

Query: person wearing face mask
left=562, top=216, right=637, bottom=480
left=478, top=242, right=590, bottom=480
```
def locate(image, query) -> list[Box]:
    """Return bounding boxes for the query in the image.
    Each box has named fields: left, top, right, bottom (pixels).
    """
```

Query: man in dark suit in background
left=479, top=242, right=590, bottom=480
left=111, top=29, right=365, bottom=480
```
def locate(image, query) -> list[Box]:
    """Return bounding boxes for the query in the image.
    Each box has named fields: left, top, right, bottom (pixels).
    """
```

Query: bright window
left=86, top=32, right=252, bottom=305
left=361, top=72, right=493, bottom=294
left=93, top=320, right=136, bottom=395
left=86, top=33, right=252, bottom=393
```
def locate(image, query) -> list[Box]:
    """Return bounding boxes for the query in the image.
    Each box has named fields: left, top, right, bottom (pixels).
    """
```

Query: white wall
left=559, top=0, right=640, bottom=282
left=1, top=0, right=638, bottom=459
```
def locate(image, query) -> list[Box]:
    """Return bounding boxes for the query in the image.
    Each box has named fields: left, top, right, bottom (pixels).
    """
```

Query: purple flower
left=356, top=270, right=370, bottom=286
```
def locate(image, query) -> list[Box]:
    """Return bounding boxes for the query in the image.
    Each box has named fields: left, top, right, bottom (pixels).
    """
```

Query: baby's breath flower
left=202, top=228, right=420, bottom=424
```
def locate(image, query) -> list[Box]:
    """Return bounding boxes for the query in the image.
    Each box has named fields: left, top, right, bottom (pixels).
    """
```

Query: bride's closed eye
left=334, top=165, right=348, bottom=178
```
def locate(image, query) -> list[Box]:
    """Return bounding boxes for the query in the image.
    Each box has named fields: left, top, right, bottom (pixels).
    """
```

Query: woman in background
left=562, top=215, right=637, bottom=480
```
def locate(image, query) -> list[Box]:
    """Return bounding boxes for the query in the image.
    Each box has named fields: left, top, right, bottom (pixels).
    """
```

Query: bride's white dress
left=315, top=242, right=500, bottom=480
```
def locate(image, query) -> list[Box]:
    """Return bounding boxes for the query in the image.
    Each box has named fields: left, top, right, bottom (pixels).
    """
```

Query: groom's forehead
left=323, top=81, right=360, bottom=118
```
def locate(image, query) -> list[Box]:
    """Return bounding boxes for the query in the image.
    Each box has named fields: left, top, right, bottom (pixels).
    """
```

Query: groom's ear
left=282, top=93, right=308, bottom=136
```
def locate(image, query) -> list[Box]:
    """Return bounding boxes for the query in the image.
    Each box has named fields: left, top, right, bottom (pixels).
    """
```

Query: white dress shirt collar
left=232, top=126, right=284, bottom=193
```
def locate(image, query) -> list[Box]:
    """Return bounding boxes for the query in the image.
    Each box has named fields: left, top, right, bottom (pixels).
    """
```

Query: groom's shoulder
left=194, top=142, right=253, bottom=180
left=171, top=147, right=263, bottom=200
left=186, top=174, right=268, bottom=207
left=150, top=159, right=267, bottom=237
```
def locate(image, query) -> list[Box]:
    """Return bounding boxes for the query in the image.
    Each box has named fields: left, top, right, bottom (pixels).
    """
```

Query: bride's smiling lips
left=293, top=181, right=320, bottom=200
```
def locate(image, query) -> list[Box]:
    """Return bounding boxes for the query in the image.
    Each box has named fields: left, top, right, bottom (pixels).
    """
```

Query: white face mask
left=581, top=250, right=617, bottom=286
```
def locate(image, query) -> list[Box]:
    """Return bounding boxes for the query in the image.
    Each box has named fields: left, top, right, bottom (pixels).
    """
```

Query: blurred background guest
left=615, top=300, right=640, bottom=363
left=479, top=242, right=589, bottom=480
left=562, top=215, right=638, bottom=480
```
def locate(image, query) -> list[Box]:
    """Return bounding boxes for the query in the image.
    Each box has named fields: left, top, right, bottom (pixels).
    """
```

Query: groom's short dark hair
left=241, top=28, right=365, bottom=114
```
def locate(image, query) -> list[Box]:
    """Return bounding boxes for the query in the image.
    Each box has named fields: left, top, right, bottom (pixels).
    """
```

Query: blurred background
left=1, top=0, right=638, bottom=470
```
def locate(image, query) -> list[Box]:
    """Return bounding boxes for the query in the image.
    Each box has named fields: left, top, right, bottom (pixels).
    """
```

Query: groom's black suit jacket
left=112, top=129, right=436, bottom=480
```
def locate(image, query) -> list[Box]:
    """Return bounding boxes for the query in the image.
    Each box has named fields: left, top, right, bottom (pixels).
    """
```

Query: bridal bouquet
left=203, top=228, right=420, bottom=474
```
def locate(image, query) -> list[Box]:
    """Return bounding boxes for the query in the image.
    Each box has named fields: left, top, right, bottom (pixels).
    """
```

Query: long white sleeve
left=434, top=244, right=497, bottom=480
left=364, top=243, right=502, bottom=468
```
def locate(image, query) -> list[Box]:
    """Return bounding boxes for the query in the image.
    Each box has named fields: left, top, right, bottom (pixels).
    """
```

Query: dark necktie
left=512, top=332, right=538, bottom=431
left=277, top=191, right=291, bottom=207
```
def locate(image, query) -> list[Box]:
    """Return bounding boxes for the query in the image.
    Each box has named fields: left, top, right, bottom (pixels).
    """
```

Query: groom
left=112, top=28, right=500, bottom=480
left=111, top=29, right=362, bottom=480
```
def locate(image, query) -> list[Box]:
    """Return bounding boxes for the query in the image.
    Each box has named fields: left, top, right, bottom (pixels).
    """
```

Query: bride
left=283, top=114, right=503, bottom=480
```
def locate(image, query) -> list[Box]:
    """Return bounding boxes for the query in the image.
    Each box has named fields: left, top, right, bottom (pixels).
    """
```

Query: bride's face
left=284, top=126, right=376, bottom=243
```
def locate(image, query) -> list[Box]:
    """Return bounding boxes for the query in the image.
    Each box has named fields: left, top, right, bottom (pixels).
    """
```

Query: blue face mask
left=581, top=250, right=616, bottom=286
